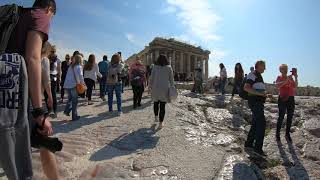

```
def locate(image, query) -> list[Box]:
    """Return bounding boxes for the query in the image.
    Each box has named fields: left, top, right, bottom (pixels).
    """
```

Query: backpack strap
left=0, top=4, right=20, bottom=54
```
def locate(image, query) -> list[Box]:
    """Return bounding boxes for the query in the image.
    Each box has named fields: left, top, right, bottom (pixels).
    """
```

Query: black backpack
left=239, top=76, right=248, bottom=100
left=0, top=4, right=20, bottom=54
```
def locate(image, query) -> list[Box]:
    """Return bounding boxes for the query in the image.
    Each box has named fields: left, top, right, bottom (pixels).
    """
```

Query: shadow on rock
left=277, top=140, right=310, bottom=179
left=90, top=127, right=159, bottom=161
left=232, top=163, right=264, bottom=180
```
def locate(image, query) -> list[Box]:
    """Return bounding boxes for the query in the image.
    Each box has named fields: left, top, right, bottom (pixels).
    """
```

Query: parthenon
left=126, top=37, right=211, bottom=80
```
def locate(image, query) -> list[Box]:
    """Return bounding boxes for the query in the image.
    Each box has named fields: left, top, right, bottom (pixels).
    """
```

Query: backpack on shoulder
left=107, top=64, right=120, bottom=84
left=0, top=4, right=20, bottom=54
left=239, top=76, right=249, bottom=100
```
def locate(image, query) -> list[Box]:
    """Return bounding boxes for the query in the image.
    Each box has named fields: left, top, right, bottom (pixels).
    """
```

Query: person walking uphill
left=244, top=60, right=272, bottom=157
left=1, top=0, right=56, bottom=179
left=149, top=55, right=174, bottom=129
left=107, top=54, right=123, bottom=115
left=98, top=55, right=109, bottom=101
left=63, top=53, right=85, bottom=121
left=275, top=64, right=298, bottom=142
left=129, top=56, right=146, bottom=109
left=83, top=54, right=102, bottom=105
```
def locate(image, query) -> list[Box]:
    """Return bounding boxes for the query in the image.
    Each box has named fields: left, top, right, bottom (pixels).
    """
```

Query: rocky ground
left=1, top=88, right=319, bottom=180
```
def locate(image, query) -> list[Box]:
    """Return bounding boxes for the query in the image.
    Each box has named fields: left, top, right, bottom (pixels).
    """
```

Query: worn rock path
left=1, top=88, right=319, bottom=180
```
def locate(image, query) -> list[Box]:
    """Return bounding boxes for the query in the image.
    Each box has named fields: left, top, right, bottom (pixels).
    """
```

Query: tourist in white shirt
left=64, top=53, right=85, bottom=121
left=83, top=54, right=102, bottom=105
left=219, top=63, right=227, bottom=95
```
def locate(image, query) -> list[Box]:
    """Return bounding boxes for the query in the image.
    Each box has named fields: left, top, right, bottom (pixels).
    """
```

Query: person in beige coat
left=149, top=55, right=174, bottom=129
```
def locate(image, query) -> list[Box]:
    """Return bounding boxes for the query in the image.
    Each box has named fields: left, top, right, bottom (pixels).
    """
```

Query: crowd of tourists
left=0, top=0, right=299, bottom=179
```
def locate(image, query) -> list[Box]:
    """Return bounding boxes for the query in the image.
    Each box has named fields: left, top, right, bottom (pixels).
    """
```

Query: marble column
left=155, top=50, right=159, bottom=62
left=187, top=53, right=191, bottom=77
left=172, top=51, right=176, bottom=63
left=205, top=57, right=209, bottom=79
left=180, top=52, right=184, bottom=73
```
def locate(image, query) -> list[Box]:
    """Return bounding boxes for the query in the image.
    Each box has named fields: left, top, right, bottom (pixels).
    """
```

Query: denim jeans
left=99, top=75, right=107, bottom=98
left=107, top=84, right=122, bottom=112
left=64, top=88, right=78, bottom=120
left=245, top=99, right=266, bottom=152
left=220, top=78, right=227, bottom=95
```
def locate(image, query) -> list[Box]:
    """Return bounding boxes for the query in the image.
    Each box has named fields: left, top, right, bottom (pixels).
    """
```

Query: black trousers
left=84, top=78, right=95, bottom=101
left=44, top=80, right=57, bottom=114
left=245, top=99, right=266, bottom=152
left=154, top=101, right=166, bottom=122
left=132, top=85, right=144, bottom=107
left=232, top=80, right=242, bottom=96
left=277, top=96, right=295, bottom=135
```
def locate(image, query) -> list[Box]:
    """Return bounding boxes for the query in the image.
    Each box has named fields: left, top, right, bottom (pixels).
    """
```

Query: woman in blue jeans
left=63, top=53, right=85, bottom=121
left=219, top=63, right=227, bottom=95
left=106, top=53, right=123, bottom=115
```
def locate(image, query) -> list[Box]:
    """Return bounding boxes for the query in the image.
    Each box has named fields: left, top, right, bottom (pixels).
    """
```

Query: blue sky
left=2, top=0, right=320, bottom=86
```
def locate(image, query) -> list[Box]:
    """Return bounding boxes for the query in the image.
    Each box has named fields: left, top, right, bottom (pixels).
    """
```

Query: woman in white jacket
left=149, top=54, right=174, bottom=129
left=83, top=54, right=102, bottom=105
left=63, top=53, right=85, bottom=121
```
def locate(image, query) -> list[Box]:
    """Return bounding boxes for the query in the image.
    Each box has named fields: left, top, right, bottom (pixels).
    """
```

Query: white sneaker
left=154, top=116, right=159, bottom=122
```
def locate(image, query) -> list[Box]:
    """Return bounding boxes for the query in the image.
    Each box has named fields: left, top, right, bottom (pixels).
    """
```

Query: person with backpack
left=149, top=55, right=174, bottom=129
left=219, top=63, right=227, bottom=95
left=129, top=56, right=146, bottom=109
left=232, top=63, right=244, bottom=98
left=244, top=60, right=272, bottom=157
left=83, top=54, right=102, bottom=105
left=63, top=53, right=84, bottom=121
left=1, top=1, right=56, bottom=179
left=59, top=54, right=71, bottom=103
left=107, top=54, right=123, bottom=115
left=275, top=64, right=298, bottom=142
left=98, top=55, right=109, bottom=101
left=193, top=68, right=204, bottom=94
left=44, top=45, right=61, bottom=118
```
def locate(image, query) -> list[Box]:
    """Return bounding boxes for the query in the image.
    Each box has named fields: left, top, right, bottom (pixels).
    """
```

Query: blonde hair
left=73, top=54, right=83, bottom=66
left=255, top=60, right=266, bottom=69
left=41, top=41, right=52, bottom=56
left=279, top=64, right=288, bottom=69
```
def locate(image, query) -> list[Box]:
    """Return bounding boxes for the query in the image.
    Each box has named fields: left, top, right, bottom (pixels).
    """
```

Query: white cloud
left=125, top=33, right=144, bottom=47
left=166, top=0, right=222, bottom=42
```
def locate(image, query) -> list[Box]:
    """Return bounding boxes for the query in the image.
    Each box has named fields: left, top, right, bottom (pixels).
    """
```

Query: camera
left=291, top=68, right=297, bottom=76
left=31, top=123, right=63, bottom=153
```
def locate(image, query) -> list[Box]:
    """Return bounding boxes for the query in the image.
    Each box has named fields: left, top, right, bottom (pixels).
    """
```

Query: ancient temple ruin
left=125, top=37, right=210, bottom=81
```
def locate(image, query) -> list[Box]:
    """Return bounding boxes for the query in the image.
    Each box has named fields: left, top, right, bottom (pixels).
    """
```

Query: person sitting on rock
left=275, top=64, right=298, bottom=142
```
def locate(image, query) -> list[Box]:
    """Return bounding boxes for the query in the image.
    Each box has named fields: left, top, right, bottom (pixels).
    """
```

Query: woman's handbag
left=169, top=86, right=178, bottom=102
left=72, top=66, right=87, bottom=94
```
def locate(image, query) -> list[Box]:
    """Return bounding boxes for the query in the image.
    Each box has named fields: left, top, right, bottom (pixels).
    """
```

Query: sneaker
left=50, top=113, right=57, bottom=119
left=72, top=116, right=81, bottom=121
left=88, top=101, right=94, bottom=105
left=154, top=116, right=159, bottom=122
left=63, top=112, right=70, bottom=116
left=117, top=111, right=122, bottom=116
left=158, top=122, right=163, bottom=129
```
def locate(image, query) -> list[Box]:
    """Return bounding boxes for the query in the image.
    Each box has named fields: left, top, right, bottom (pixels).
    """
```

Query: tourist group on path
left=0, top=0, right=299, bottom=179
